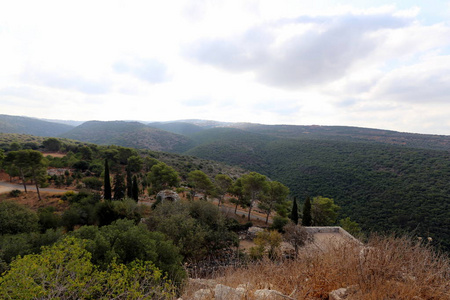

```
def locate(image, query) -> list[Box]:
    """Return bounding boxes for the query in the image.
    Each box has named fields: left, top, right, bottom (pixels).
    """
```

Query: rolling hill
left=1, top=114, right=450, bottom=250
left=0, top=114, right=74, bottom=137
left=185, top=127, right=450, bottom=251
left=60, top=121, right=194, bottom=153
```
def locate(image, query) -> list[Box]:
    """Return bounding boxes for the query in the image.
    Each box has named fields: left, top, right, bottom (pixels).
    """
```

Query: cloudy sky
left=1, top=0, right=450, bottom=134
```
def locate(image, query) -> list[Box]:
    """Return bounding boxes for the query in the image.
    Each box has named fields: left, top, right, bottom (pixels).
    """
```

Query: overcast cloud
left=1, top=0, right=450, bottom=134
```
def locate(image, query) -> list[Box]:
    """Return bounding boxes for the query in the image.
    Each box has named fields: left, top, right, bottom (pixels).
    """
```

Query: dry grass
left=183, top=235, right=450, bottom=299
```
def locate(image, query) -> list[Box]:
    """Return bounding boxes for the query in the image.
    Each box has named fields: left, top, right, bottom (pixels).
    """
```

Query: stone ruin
left=156, top=189, right=181, bottom=202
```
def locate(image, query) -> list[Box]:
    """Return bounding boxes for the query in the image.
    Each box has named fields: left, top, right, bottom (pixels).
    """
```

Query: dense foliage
left=188, top=135, right=450, bottom=251
left=146, top=201, right=239, bottom=261
left=0, top=237, right=176, bottom=299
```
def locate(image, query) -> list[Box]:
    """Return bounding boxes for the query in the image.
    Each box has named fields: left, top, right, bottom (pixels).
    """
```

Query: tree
left=0, top=236, right=177, bottom=299
left=148, top=201, right=238, bottom=262
left=79, top=146, right=93, bottom=160
left=188, top=170, right=214, bottom=200
left=214, top=174, right=233, bottom=206
left=229, top=177, right=250, bottom=214
left=4, top=150, right=47, bottom=200
left=82, top=177, right=103, bottom=191
left=42, top=138, right=62, bottom=152
left=291, top=197, right=299, bottom=225
left=241, top=172, right=268, bottom=221
left=302, top=196, right=312, bottom=226
left=126, top=166, right=133, bottom=198
left=72, top=219, right=185, bottom=281
left=132, top=175, right=139, bottom=202
left=339, top=217, right=362, bottom=237
left=251, top=230, right=283, bottom=260
left=127, top=155, right=143, bottom=173
left=283, top=223, right=313, bottom=258
left=259, top=181, right=290, bottom=224
left=147, top=162, right=180, bottom=194
left=0, top=201, right=39, bottom=235
left=311, top=196, right=340, bottom=226
left=9, top=142, right=21, bottom=151
left=104, top=159, right=112, bottom=200
left=113, top=172, right=125, bottom=200
left=143, top=157, right=160, bottom=172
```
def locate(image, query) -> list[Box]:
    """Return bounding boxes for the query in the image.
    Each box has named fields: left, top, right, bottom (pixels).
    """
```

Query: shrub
left=0, top=201, right=39, bottom=235
left=38, top=206, right=61, bottom=231
left=72, top=219, right=186, bottom=282
left=0, top=237, right=176, bottom=299
left=82, top=177, right=103, bottom=191
left=270, top=216, right=289, bottom=232
left=147, top=201, right=238, bottom=261
left=9, top=189, right=21, bottom=197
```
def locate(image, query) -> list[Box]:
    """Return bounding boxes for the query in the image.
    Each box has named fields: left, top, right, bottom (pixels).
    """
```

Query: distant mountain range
left=0, top=114, right=74, bottom=137
left=1, top=113, right=449, bottom=250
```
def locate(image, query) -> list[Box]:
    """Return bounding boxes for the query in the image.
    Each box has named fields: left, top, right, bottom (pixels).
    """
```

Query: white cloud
left=0, top=1, right=450, bottom=134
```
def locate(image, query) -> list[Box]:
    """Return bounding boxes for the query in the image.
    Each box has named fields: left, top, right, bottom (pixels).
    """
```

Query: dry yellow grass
left=183, top=235, right=450, bottom=299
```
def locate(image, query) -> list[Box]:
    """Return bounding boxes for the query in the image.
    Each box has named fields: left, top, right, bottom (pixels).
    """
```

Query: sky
left=1, top=0, right=450, bottom=134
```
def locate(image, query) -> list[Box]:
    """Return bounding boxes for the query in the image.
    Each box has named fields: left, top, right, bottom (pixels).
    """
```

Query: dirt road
left=0, top=181, right=68, bottom=194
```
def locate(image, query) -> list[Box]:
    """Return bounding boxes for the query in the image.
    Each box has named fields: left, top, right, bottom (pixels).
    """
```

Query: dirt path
left=0, top=181, right=68, bottom=194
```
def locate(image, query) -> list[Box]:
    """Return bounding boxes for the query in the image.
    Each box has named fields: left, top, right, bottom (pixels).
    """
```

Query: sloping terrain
left=231, top=123, right=450, bottom=151
left=61, top=121, right=194, bottom=152
left=148, top=121, right=205, bottom=136
left=0, top=114, right=74, bottom=137
left=187, top=129, right=450, bottom=251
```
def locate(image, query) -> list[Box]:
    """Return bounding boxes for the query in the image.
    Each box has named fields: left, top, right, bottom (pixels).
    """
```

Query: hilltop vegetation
left=0, top=114, right=74, bottom=137
left=188, top=134, right=450, bottom=251
left=1, top=114, right=450, bottom=251
left=61, top=121, right=194, bottom=152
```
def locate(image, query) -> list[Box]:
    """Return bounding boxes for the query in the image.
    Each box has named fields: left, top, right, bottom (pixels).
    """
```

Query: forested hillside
left=1, top=114, right=450, bottom=250
left=0, top=115, right=74, bottom=137
left=187, top=131, right=450, bottom=251
left=231, top=123, right=450, bottom=151
left=61, top=121, right=195, bottom=152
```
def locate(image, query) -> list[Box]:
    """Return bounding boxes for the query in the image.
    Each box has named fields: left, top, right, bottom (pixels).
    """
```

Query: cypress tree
left=126, top=166, right=133, bottom=198
left=290, top=197, right=299, bottom=225
left=132, top=175, right=139, bottom=202
left=113, top=172, right=125, bottom=200
left=302, top=196, right=312, bottom=226
left=104, top=159, right=111, bottom=200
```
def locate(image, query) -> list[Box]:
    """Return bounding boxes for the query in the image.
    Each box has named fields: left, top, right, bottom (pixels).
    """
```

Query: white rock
left=193, top=288, right=213, bottom=300
left=215, top=284, right=244, bottom=300
left=253, top=289, right=287, bottom=300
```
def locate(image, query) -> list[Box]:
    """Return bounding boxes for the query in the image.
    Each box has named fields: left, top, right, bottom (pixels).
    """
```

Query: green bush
left=270, top=216, right=289, bottom=232
left=0, top=237, right=176, bottom=299
left=38, top=207, right=61, bottom=231
left=0, top=201, right=39, bottom=235
left=9, top=189, right=21, bottom=197
left=72, top=219, right=186, bottom=282
left=147, top=201, right=238, bottom=261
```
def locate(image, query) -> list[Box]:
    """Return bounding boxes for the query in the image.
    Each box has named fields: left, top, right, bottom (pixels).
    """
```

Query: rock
left=329, top=285, right=359, bottom=300
left=253, top=289, right=288, bottom=300
left=215, top=284, right=245, bottom=300
left=157, top=189, right=180, bottom=202
left=329, top=288, right=348, bottom=300
left=247, top=226, right=265, bottom=239
left=193, top=288, right=213, bottom=300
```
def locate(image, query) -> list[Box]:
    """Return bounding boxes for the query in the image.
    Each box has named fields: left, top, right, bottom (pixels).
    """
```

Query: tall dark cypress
left=126, top=166, right=133, bottom=198
left=132, top=175, right=139, bottom=202
left=302, top=196, right=312, bottom=226
left=113, top=172, right=126, bottom=200
left=104, top=159, right=112, bottom=200
left=290, top=197, right=299, bottom=225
